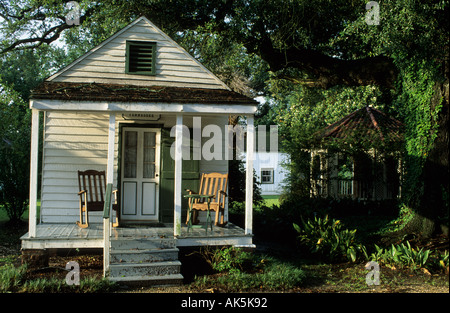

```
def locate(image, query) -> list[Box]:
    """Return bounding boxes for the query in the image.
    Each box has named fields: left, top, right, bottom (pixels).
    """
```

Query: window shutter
left=126, top=41, right=156, bottom=75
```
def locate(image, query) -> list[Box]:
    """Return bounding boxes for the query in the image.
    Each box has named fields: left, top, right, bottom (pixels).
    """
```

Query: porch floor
left=21, top=222, right=253, bottom=250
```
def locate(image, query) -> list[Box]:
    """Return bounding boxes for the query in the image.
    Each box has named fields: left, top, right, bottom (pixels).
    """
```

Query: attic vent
left=126, top=41, right=156, bottom=75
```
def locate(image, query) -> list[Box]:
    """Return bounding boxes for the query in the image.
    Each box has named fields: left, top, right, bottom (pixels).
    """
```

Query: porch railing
left=102, top=183, right=113, bottom=277
left=338, top=179, right=353, bottom=196
left=311, top=178, right=392, bottom=200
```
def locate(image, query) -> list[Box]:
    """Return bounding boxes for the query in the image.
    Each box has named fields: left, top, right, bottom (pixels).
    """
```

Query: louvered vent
left=126, top=41, right=156, bottom=75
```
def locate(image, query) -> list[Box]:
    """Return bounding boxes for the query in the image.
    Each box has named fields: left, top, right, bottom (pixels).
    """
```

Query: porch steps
left=108, top=238, right=183, bottom=286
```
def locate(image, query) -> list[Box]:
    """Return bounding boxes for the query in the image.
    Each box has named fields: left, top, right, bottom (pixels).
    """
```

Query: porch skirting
left=21, top=223, right=253, bottom=250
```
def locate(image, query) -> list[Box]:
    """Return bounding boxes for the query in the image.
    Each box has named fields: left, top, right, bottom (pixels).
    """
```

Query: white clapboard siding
left=40, top=112, right=119, bottom=224
left=48, top=17, right=228, bottom=90
left=40, top=113, right=230, bottom=224
left=253, top=152, right=289, bottom=196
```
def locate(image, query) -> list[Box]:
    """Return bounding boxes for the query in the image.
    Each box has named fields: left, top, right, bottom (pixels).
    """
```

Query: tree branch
left=256, top=42, right=398, bottom=89
left=0, top=6, right=96, bottom=54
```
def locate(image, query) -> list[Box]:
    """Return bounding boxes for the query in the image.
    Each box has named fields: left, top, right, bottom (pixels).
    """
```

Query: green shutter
left=159, top=129, right=200, bottom=223
left=126, top=41, right=156, bottom=75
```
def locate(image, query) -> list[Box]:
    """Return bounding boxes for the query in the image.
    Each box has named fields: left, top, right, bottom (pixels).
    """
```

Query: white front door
left=121, top=127, right=160, bottom=222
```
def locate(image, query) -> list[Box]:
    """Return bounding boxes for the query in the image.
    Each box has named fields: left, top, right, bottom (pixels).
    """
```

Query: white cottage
left=253, top=151, right=289, bottom=196
left=21, top=17, right=258, bottom=284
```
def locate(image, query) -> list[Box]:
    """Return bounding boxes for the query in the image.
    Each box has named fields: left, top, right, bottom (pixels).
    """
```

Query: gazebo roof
left=315, top=106, right=404, bottom=148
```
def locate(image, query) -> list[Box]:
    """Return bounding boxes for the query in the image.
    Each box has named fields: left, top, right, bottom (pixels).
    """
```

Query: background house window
left=261, top=168, right=274, bottom=184
left=126, top=41, right=156, bottom=75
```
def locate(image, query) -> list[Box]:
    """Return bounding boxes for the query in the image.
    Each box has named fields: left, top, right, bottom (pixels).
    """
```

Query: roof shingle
left=31, top=82, right=258, bottom=105
left=315, top=106, right=404, bottom=148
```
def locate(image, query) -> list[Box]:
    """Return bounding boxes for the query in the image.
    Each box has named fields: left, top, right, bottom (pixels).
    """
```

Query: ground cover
left=0, top=207, right=448, bottom=293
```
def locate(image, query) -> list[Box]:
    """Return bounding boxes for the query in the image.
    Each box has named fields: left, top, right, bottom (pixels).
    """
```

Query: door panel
left=121, top=127, right=160, bottom=222
left=122, top=182, right=137, bottom=215
left=142, top=182, right=156, bottom=216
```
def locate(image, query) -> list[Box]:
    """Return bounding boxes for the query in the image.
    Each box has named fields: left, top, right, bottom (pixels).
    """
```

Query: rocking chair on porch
left=186, top=173, right=228, bottom=227
left=77, top=170, right=119, bottom=228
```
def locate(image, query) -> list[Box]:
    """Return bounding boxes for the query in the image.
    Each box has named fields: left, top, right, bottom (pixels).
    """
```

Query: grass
left=0, top=262, right=117, bottom=293
left=190, top=254, right=307, bottom=292
left=261, top=195, right=281, bottom=208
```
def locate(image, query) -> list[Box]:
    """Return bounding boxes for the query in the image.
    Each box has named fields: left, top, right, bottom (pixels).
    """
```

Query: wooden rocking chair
left=186, top=173, right=228, bottom=227
left=77, top=170, right=119, bottom=228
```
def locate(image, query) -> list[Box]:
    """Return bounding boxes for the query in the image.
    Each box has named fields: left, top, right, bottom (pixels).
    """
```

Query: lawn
left=261, top=195, right=281, bottom=208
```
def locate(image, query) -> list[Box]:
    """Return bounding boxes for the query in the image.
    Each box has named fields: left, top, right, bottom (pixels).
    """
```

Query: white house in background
left=21, top=16, right=258, bottom=285
left=253, top=151, right=289, bottom=196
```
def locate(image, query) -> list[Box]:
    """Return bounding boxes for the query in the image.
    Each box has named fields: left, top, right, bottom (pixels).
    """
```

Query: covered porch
left=21, top=222, right=252, bottom=250
left=26, top=90, right=258, bottom=247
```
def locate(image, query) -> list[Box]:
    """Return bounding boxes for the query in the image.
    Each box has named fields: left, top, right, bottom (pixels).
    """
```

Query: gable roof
left=47, top=16, right=229, bottom=90
left=315, top=106, right=404, bottom=148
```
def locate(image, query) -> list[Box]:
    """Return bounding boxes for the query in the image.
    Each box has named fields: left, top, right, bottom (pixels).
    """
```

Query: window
left=261, top=168, right=274, bottom=184
left=126, top=41, right=156, bottom=75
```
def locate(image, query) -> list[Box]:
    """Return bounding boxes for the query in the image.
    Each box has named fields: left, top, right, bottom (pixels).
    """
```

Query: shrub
left=200, top=246, right=254, bottom=274
left=192, top=257, right=305, bottom=292
left=293, top=215, right=367, bottom=262
left=369, top=242, right=448, bottom=272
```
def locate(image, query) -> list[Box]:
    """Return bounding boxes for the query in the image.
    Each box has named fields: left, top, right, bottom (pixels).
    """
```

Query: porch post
left=28, top=109, right=40, bottom=238
left=106, top=113, right=116, bottom=186
left=245, top=115, right=255, bottom=235
left=103, top=113, right=115, bottom=277
left=174, top=114, right=183, bottom=236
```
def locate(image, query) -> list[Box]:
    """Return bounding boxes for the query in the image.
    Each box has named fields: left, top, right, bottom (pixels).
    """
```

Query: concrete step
left=110, top=248, right=179, bottom=263
left=110, top=238, right=176, bottom=250
left=108, top=237, right=182, bottom=286
left=109, top=273, right=184, bottom=286
left=109, top=260, right=181, bottom=278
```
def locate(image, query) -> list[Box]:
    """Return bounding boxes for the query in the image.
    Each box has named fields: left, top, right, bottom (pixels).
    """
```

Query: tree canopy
left=0, top=0, right=448, bottom=233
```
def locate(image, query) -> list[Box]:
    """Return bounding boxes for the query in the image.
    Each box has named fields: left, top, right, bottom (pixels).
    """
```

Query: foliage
left=434, top=250, right=449, bottom=273
left=193, top=255, right=305, bottom=292
left=228, top=159, right=264, bottom=207
left=0, top=262, right=117, bottom=293
left=0, top=263, right=27, bottom=293
left=0, top=45, right=70, bottom=223
left=200, top=246, right=254, bottom=274
left=370, top=242, right=430, bottom=270
left=293, top=215, right=367, bottom=263
left=377, top=204, right=416, bottom=235
left=264, top=83, right=389, bottom=198
left=20, top=275, right=117, bottom=293
left=394, top=59, right=445, bottom=212
left=0, top=0, right=447, bottom=231
left=0, top=82, right=31, bottom=223
left=368, top=243, right=449, bottom=273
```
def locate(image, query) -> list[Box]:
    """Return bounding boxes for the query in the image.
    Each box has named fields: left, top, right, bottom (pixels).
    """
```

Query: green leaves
left=369, top=241, right=434, bottom=271
left=293, top=215, right=366, bottom=263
